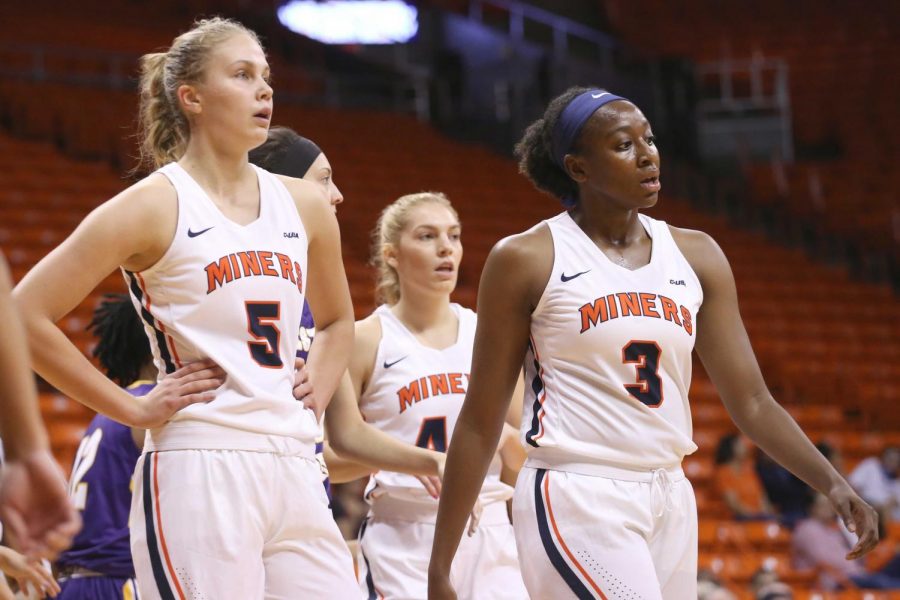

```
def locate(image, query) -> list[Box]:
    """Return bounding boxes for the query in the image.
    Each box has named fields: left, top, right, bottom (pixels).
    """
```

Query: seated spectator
left=792, top=494, right=900, bottom=590
left=750, top=567, right=793, bottom=600
left=698, top=568, right=737, bottom=600
left=757, top=450, right=813, bottom=526
left=849, top=447, right=900, bottom=522
left=714, top=434, right=776, bottom=520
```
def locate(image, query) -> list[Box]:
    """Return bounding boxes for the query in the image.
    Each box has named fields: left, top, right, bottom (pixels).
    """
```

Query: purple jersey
left=295, top=300, right=331, bottom=498
left=56, top=382, right=152, bottom=578
left=296, top=299, right=315, bottom=361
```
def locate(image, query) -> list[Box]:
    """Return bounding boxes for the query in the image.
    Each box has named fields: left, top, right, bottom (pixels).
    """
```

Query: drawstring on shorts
left=650, top=468, right=674, bottom=517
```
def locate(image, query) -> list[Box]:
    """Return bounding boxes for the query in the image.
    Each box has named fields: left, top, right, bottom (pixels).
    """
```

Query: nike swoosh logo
left=591, top=92, right=610, bottom=99
left=188, top=226, right=214, bottom=238
left=560, top=270, right=591, bottom=282
left=383, top=356, right=408, bottom=369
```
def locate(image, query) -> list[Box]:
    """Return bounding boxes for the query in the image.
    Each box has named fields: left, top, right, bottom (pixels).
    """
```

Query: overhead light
left=277, top=0, right=419, bottom=44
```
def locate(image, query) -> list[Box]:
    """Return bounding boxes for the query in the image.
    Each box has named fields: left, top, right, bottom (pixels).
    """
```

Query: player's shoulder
left=667, top=224, right=718, bottom=252
left=355, top=312, right=383, bottom=348
left=667, top=224, right=729, bottom=280
left=119, top=170, right=174, bottom=202
left=491, top=220, right=552, bottom=264
left=348, top=312, right=384, bottom=387
left=352, top=312, right=383, bottom=363
left=104, top=172, right=176, bottom=219
left=483, top=221, right=554, bottom=309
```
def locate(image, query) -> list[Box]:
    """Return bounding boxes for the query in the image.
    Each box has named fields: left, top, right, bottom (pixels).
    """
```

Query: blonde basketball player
left=341, top=192, right=526, bottom=599
left=249, top=127, right=447, bottom=490
left=13, top=19, right=359, bottom=599
left=428, top=87, right=879, bottom=599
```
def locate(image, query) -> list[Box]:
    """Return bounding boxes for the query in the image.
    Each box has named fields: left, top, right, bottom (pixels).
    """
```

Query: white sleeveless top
left=124, top=163, right=317, bottom=454
left=359, top=304, right=511, bottom=505
left=523, top=212, right=701, bottom=474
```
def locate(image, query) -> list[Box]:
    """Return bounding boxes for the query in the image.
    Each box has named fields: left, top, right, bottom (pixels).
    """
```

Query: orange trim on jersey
left=543, top=472, right=608, bottom=600
left=163, top=331, right=183, bottom=368
left=136, top=273, right=184, bottom=369
left=135, top=272, right=153, bottom=311
left=152, top=453, right=187, bottom=600
left=530, top=335, right=549, bottom=442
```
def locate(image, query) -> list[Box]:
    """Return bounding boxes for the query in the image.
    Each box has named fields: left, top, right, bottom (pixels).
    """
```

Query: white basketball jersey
left=124, top=163, right=317, bottom=452
left=359, top=304, right=511, bottom=504
left=523, top=212, right=700, bottom=473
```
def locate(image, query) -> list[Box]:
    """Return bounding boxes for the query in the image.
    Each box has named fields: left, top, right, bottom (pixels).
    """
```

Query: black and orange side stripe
left=534, top=469, right=607, bottom=600
left=141, top=452, right=186, bottom=600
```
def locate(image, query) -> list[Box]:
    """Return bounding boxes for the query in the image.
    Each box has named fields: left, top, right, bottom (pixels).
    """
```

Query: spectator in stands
left=714, top=433, right=776, bottom=520
left=757, top=449, right=813, bottom=526
left=849, top=447, right=900, bottom=522
left=750, top=568, right=792, bottom=600
left=697, top=568, right=736, bottom=600
left=793, top=494, right=900, bottom=590
left=0, top=252, right=79, bottom=560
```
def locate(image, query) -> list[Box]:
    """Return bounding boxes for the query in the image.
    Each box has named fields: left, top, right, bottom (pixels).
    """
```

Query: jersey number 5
left=622, top=340, right=663, bottom=407
left=245, top=301, right=283, bottom=368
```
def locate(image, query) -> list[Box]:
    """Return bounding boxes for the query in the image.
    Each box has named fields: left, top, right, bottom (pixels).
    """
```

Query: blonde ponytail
left=136, top=17, right=262, bottom=170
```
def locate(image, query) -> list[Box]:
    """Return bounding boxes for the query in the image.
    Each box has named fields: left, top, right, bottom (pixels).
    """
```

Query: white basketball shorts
left=130, top=448, right=359, bottom=599
left=512, top=465, right=697, bottom=600
left=356, top=495, right=526, bottom=600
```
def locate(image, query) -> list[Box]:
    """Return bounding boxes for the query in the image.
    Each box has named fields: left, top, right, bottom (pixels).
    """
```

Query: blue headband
left=551, top=89, right=628, bottom=171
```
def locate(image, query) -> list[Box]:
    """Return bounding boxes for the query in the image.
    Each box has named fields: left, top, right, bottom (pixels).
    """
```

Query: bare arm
left=12, top=176, right=224, bottom=428
left=500, top=374, right=527, bottom=486
left=429, top=225, right=551, bottom=598
left=0, top=254, right=79, bottom=559
left=322, top=441, right=376, bottom=484
left=284, top=177, right=354, bottom=419
left=676, top=227, right=879, bottom=558
left=0, top=254, right=47, bottom=458
left=324, top=318, right=443, bottom=484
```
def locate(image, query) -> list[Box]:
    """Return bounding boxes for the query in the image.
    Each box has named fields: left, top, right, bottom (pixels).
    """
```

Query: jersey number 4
left=245, top=301, right=283, bottom=368
left=622, top=340, right=663, bottom=407
left=415, top=417, right=447, bottom=452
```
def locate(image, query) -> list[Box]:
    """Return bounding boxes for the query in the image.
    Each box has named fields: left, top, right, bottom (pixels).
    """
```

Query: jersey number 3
left=622, top=340, right=663, bottom=407
left=245, top=301, right=283, bottom=368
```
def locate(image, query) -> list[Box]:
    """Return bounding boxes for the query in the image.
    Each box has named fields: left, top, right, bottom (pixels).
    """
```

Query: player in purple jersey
left=55, top=295, right=153, bottom=599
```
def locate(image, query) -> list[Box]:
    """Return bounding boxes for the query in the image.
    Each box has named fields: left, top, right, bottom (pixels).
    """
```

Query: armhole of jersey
left=130, top=170, right=182, bottom=278
left=530, top=221, right=557, bottom=318
left=357, top=314, right=385, bottom=400
left=665, top=224, right=705, bottom=306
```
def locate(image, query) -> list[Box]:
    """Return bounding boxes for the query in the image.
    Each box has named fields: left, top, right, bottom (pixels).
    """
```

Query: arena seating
left=1, top=1, right=898, bottom=595
left=604, top=0, right=899, bottom=263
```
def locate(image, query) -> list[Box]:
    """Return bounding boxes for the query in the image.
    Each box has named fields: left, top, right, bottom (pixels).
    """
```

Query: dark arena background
left=0, top=0, right=897, bottom=598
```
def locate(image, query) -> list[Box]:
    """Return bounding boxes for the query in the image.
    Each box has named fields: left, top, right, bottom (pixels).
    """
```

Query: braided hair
left=88, top=294, right=152, bottom=387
